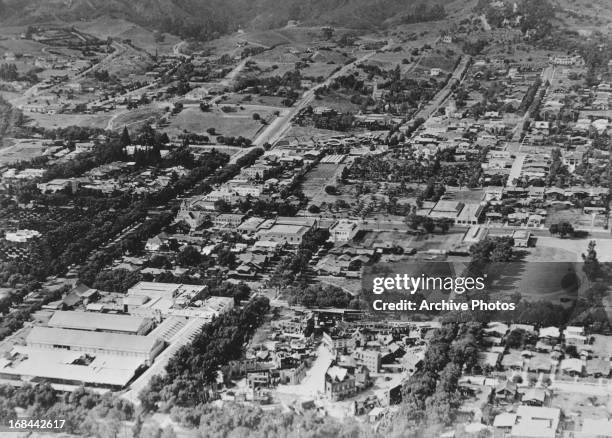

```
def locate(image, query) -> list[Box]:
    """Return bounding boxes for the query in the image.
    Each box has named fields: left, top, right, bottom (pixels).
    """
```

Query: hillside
left=0, top=0, right=456, bottom=38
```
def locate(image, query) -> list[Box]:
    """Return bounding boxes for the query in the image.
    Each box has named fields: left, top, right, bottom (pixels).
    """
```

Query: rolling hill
left=0, top=0, right=455, bottom=37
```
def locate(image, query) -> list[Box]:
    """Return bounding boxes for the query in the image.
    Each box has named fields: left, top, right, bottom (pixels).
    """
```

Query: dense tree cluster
left=0, top=285, right=66, bottom=340
left=0, top=96, right=24, bottom=138
left=348, top=154, right=483, bottom=188
left=164, top=403, right=373, bottom=438
left=0, top=384, right=134, bottom=436
left=383, top=323, right=482, bottom=435
left=269, top=229, right=330, bottom=289
left=468, top=236, right=515, bottom=277
left=286, top=284, right=356, bottom=308
left=139, top=296, right=270, bottom=410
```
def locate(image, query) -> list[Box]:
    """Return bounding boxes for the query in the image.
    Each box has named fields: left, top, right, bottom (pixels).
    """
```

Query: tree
left=582, top=240, right=601, bottom=281
left=214, top=199, right=231, bottom=213
left=177, top=246, right=201, bottom=266
left=217, top=248, right=236, bottom=267
left=550, top=221, right=574, bottom=238
left=120, top=126, right=131, bottom=147
left=506, top=329, right=525, bottom=349
left=252, top=113, right=261, bottom=121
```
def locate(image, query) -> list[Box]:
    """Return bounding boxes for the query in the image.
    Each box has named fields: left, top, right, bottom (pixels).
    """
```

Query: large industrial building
left=26, top=326, right=164, bottom=363
left=48, top=311, right=153, bottom=335
left=0, top=347, right=146, bottom=391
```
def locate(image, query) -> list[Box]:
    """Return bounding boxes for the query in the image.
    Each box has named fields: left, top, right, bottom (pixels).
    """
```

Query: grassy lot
left=25, top=112, right=112, bottom=130
left=442, top=189, right=486, bottom=203
left=166, top=106, right=275, bottom=140
left=300, top=62, right=340, bottom=79
left=222, top=93, right=287, bottom=107
left=111, top=106, right=165, bottom=131
left=0, top=139, right=48, bottom=166
left=546, top=207, right=608, bottom=230
left=252, top=47, right=301, bottom=64
left=0, top=35, right=49, bottom=57
left=285, top=125, right=344, bottom=140
left=313, top=92, right=362, bottom=113
left=553, top=392, right=611, bottom=419
left=75, top=17, right=181, bottom=55
left=302, top=163, right=342, bottom=199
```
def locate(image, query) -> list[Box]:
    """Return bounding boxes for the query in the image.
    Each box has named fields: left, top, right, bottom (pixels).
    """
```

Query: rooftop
left=27, top=327, right=162, bottom=354
left=48, top=311, right=151, bottom=334
left=0, top=346, right=144, bottom=387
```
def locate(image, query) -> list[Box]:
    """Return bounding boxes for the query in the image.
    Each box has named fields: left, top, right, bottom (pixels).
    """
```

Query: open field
left=75, top=17, right=181, bottom=55
left=300, top=62, right=341, bottom=79
left=536, top=237, right=612, bottom=263
left=302, top=163, right=342, bottom=199
left=166, top=106, right=277, bottom=139
left=24, top=112, right=112, bottom=130
left=285, top=125, right=344, bottom=140
left=546, top=207, right=608, bottom=230
left=553, top=392, right=611, bottom=420
left=312, top=92, right=363, bottom=113
left=0, top=139, right=49, bottom=166
left=488, top=258, right=581, bottom=301
left=221, top=93, right=287, bottom=107
left=109, top=106, right=165, bottom=131
left=0, top=36, right=49, bottom=58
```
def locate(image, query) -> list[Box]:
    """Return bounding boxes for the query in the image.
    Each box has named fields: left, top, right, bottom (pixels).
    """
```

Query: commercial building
left=26, top=327, right=164, bottom=363
left=329, top=220, right=360, bottom=243
left=0, top=346, right=145, bottom=390
left=260, top=224, right=310, bottom=245
left=127, top=282, right=206, bottom=301
left=48, top=311, right=153, bottom=335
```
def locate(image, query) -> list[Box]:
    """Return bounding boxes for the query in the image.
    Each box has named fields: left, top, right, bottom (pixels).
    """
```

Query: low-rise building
left=26, top=327, right=164, bottom=364
left=329, top=220, right=360, bottom=243
left=48, top=311, right=153, bottom=335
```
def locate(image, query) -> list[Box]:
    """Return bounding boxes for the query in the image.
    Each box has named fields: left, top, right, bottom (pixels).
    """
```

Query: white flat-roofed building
left=204, top=296, right=235, bottom=313
left=214, top=213, right=246, bottom=228
left=0, top=346, right=145, bottom=390
left=26, top=326, right=164, bottom=363
left=511, top=406, right=560, bottom=438
left=260, top=224, right=310, bottom=245
left=127, top=282, right=206, bottom=301
left=48, top=311, right=153, bottom=335
left=329, top=220, right=361, bottom=242
left=429, top=200, right=464, bottom=220
left=455, top=203, right=484, bottom=226
left=5, top=229, right=41, bottom=242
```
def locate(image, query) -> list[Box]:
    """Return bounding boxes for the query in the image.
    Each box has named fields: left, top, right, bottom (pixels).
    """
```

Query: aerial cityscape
left=0, top=0, right=612, bottom=436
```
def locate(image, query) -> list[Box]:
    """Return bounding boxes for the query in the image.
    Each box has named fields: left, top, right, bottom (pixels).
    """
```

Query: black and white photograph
left=0, top=0, right=612, bottom=437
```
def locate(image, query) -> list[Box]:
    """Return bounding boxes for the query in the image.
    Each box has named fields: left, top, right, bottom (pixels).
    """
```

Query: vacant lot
left=76, top=17, right=181, bottom=55
left=166, top=106, right=277, bottom=140
left=546, top=207, right=608, bottom=230
left=25, top=112, right=112, bottom=130
left=0, top=138, right=48, bottom=166
left=222, top=93, right=287, bottom=107
left=553, top=391, right=610, bottom=420
left=488, top=257, right=581, bottom=301
left=110, top=106, right=165, bottom=131
left=302, top=162, right=342, bottom=197
left=300, top=62, right=340, bottom=79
